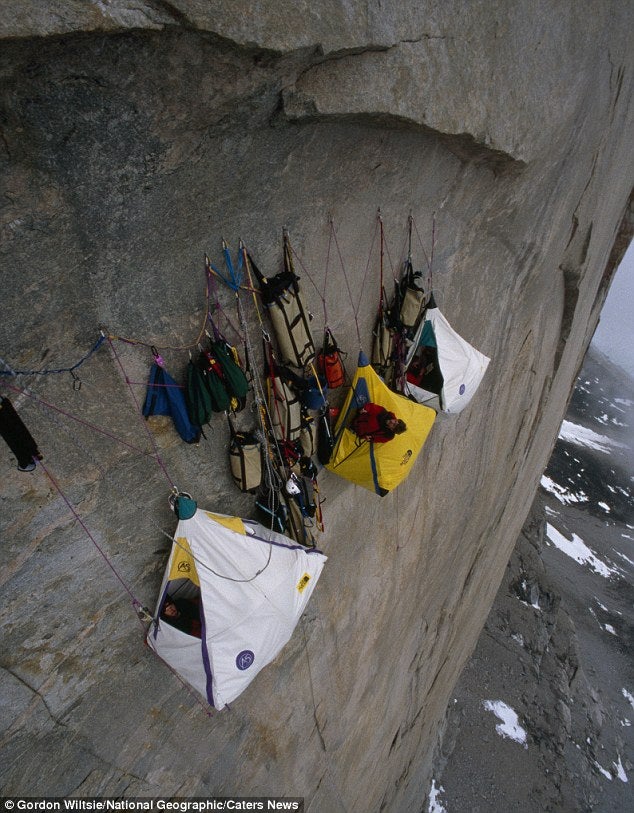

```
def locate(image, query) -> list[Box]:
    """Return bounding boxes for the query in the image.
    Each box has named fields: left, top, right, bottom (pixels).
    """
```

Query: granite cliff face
left=1, top=3, right=633, bottom=810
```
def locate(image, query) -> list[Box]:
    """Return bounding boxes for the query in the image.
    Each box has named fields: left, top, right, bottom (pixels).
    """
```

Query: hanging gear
left=185, top=358, right=215, bottom=427
left=317, top=328, right=346, bottom=389
left=208, top=338, right=249, bottom=412
left=142, top=362, right=201, bottom=444
left=299, top=412, right=317, bottom=458
left=228, top=417, right=262, bottom=494
left=254, top=486, right=289, bottom=534
left=371, top=286, right=397, bottom=384
left=0, top=396, right=42, bottom=471
left=266, top=348, right=304, bottom=442
left=276, top=363, right=328, bottom=412
left=248, top=230, right=315, bottom=369
left=398, top=255, right=427, bottom=331
left=316, top=406, right=337, bottom=466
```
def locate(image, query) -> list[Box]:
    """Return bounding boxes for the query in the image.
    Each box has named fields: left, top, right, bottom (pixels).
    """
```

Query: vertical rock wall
left=1, top=3, right=633, bottom=810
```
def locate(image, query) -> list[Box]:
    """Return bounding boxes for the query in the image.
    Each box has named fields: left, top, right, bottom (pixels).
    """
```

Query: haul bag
left=267, top=287, right=315, bottom=369
left=372, top=318, right=395, bottom=373
left=248, top=244, right=315, bottom=369
left=267, top=375, right=303, bottom=441
left=399, top=286, right=425, bottom=329
left=229, top=430, right=262, bottom=493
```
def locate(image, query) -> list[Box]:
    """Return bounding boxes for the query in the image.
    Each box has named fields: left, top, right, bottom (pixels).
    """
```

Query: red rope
left=329, top=218, right=362, bottom=348
left=288, top=242, right=329, bottom=329
left=354, top=213, right=379, bottom=320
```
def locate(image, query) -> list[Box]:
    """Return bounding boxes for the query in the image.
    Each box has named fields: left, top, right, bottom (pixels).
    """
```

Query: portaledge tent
left=147, top=509, right=326, bottom=709
left=403, top=299, right=490, bottom=413
left=325, top=352, right=436, bottom=495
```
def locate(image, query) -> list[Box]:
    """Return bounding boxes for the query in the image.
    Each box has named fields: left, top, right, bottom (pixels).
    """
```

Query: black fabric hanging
left=0, top=396, right=42, bottom=470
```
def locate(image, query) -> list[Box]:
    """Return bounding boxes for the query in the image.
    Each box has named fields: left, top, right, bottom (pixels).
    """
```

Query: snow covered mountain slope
left=430, top=346, right=634, bottom=812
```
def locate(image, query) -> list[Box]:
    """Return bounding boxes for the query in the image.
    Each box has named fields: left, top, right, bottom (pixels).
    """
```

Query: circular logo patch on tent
left=236, top=650, right=255, bottom=671
left=459, top=384, right=466, bottom=395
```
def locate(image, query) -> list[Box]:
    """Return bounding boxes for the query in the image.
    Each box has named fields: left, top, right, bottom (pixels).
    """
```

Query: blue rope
left=0, top=335, right=106, bottom=377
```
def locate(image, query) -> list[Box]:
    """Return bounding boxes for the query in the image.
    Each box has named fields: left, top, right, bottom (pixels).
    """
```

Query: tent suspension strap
left=383, top=215, right=411, bottom=287
left=378, top=210, right=385, bottom=314
left=354, top=210, right=380, bottom=321
left=323, top=222, right=333, bottom=327
left=169, top=526, right=273, bottom=584
left=36, top=458, right=146, bottom=619
left=411, top=212, right=436, bottom=290
left=106, top=336, right=176, bottom=489
left=301, top=618, right=327, bottom=752
left=329, top=216, right=362, bottom=349
left=287, top=236, right=330, bottom=329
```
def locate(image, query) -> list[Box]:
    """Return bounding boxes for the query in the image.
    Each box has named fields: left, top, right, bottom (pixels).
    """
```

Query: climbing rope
left=0, top=379, right=156, bottom=459
left=354, top=211, right=380, bottom=323
left=411, top=214, right=433, bottom=271
left=288, top=233, right=330, bottom=330
left=106, top=336, right=177, bottom=489
left=36, top=457, right=147, bottom=621
left=329, top=216, right=363, bottom=349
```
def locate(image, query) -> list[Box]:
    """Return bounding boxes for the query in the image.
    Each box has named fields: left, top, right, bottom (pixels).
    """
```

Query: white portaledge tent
left=147, top=507, right=327, bottom=710
left=402, top=297, right=490, bottom=413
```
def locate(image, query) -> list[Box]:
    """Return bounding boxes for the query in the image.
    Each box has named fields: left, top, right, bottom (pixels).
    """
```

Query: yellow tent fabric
left=168, top=536, right=200, bottom=586
left=204, top=512, right=246, bottom=535
left=325, top=352, right=436, bottom=495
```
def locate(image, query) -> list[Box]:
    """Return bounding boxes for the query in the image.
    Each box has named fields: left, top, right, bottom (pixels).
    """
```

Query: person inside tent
left=160, top=594, right=202, bottom=638
left=350, top=402, right=407, bottom=443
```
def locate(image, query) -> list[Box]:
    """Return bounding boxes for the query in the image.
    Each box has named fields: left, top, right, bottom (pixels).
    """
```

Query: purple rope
left=37, top=457, right=141, bottom=607
left=107, top=338, right=176, bottom=489
left=0, top=380, right=155, bottom=458
left=207, top=269, right=244, bottom=344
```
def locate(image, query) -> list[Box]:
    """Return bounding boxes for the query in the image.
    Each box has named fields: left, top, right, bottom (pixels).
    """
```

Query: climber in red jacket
left=350, top=402, right=407, bottom=443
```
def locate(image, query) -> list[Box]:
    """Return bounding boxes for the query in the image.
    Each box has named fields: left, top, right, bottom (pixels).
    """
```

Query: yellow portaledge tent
left=325, top=352, right=436, bottom=495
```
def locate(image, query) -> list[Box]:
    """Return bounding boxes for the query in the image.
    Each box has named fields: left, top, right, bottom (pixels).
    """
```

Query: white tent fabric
left=404, top=305, right=490, bottom=413
left=147, top=509, right=326, bottom=709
